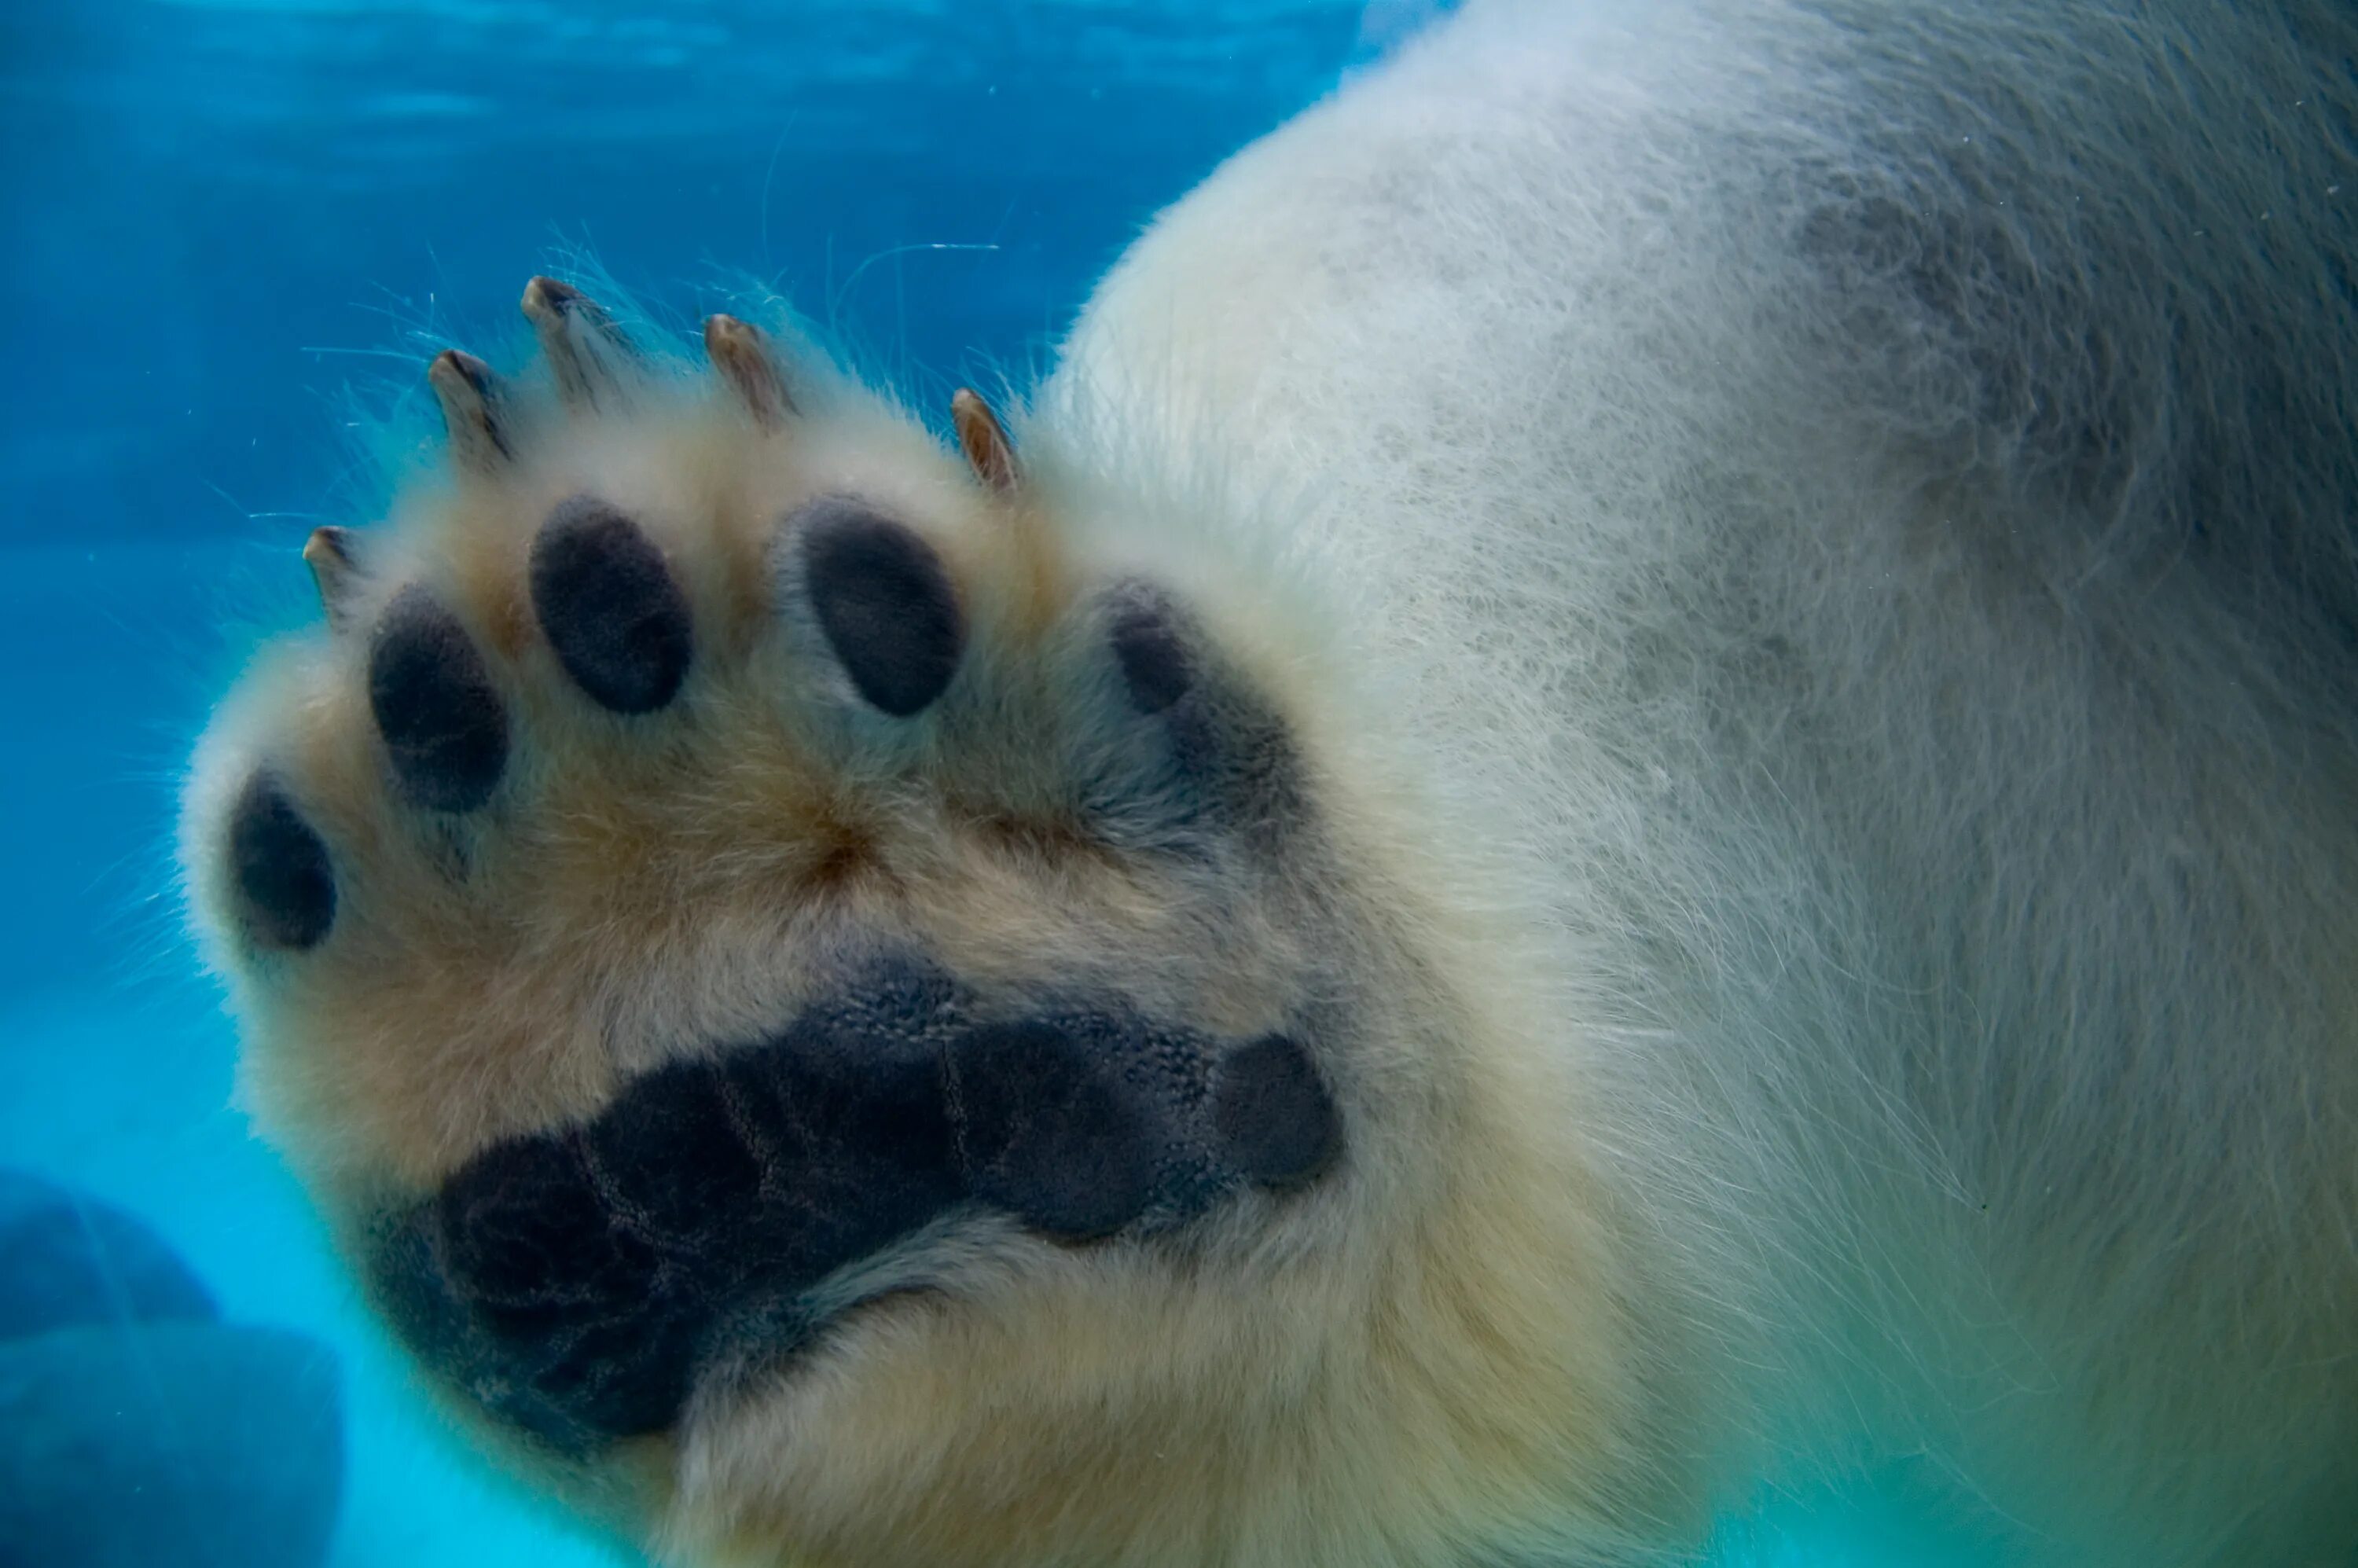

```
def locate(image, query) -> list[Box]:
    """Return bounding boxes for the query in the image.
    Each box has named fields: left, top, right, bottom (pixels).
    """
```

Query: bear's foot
left=178, top=275, right=1643, bottom=1568
left=182, top=279, right=1345, bottom=1456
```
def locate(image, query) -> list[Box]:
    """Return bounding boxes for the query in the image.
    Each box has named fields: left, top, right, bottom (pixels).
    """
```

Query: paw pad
left=423, top=1130, right=691, bottom=1440
left=797, top=497, right=967, bottom=718
left=227, top=774, right=336, bottom=951
left=1210, top=1034, right=1340, bottom=1187
left=1109, top=593, right=1194, bottom=715
left=947, top=1017, right=1165, bottom=1241
left=366, top=586, right=508, bottom=813
left=386, top=979, right=1339, bottom=1445
left=530, top=495, right=694, bottom=716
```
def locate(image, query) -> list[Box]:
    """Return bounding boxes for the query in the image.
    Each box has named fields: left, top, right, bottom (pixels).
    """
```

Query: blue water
left=0, top=3, right=1931, bottom=1562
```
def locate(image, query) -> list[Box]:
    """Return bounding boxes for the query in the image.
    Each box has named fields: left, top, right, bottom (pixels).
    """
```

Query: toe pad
left=227, top=774, right=336, bottom=950
left=797, top=498, right=965, bottom=718
left=367, top=587, right=508, bottom=813
left=1211, top=1035, right=1340, bottom=1187
left=530, top=496, right=694, bottom=716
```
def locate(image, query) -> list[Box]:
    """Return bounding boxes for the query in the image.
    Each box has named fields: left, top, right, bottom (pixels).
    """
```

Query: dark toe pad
left=531, top=496, right=694, bottom=715
left=796, top=497, right=964, bottom=717
left=1210, top=1034, right=1340, bottom=1187
left=368, top=586, right=508, bottom=812
left=228, top=773, right=336, bottom=950
left=1109, top=594, right=1193, bottom=715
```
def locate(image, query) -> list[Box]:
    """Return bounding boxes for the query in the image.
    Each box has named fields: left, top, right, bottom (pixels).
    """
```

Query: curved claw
left=703, top=314, right=795, bottom=425
left=951, top=388, right=1019, bottom=492
left=521, top=276, right=637, bottom=413
left=427, top=349, right=511, bottom=471
left=302, top=526, right=362, bottom=629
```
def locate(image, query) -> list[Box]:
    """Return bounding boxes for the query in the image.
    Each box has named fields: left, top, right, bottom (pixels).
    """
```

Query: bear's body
left=182, top=2, right=2357, bottom=1562
left=1052, top=2, right=2358, bottom=1557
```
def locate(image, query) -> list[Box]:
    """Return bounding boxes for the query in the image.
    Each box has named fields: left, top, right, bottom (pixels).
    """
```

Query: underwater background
left=0, top=2, right=1937, bottom=1562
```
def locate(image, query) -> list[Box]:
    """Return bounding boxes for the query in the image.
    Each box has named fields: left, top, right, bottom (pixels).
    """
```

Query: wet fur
left=182, top=1, right=2357, bottom=1562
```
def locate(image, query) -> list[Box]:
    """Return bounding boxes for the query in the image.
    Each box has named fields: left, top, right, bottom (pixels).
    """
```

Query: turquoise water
left=0, top=3, right=1945, bottom=1562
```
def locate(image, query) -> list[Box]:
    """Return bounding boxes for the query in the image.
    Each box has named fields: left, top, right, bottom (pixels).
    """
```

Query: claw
left=703, top=314, right=795, bottom=425
left=427, top=349, right=511, bottom=471
left=302, top=526, right=362, bottom=629
left=521, top=276, right=636, bottom=413
left=951, top=388, right=1019, bottom=492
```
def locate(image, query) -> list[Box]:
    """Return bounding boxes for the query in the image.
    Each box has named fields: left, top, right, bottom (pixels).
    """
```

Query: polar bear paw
left=181, top=278, right=1347, bottom=1456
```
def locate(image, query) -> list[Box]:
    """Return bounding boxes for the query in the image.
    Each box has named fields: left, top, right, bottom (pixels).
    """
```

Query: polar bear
left=179, top=1, right=2358, bottom=1563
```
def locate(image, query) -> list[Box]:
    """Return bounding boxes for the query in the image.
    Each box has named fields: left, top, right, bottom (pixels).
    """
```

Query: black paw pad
left=719, top=976, right=963, bottom=1280
left=530, top=496, right=694, bottom=715
left=1210, top=1034, right=1340, bottom=1188
left=389, top=965, right=968, bottom=1446
left=585, top=1061, right=762, bottom=1277
left=948, top=1019, right=1162, bottom=1239
left=226, top=773, right=336, bottom=950
left=368, top=586, right=508, bottom=812
left=1109, top=594, right=1192, bottom=714
left=718, top=1054, right=957, bottom=1283
left=796, top=497, right=964, bottom=717
left=429, top=1131, right=693, bottom=1441
left=433, top=1133, right=656, bottom=1335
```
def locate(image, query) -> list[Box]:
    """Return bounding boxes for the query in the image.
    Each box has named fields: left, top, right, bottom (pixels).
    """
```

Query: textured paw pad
left=367, top=586, right=508, bottom=813
left=797, top=497, right=966, bottom=718
left=582, top=1061, right=765, bottom=1257
left=1210, top=1034, right=1340, bottom=1187
left=1109, top=593, right=1195, bottom=715
left=226, top=774, right=336, bottom=951
left=426, top=1131, right=692, bottom=1440
left=380, top=975, right=1342, bottom=1445
left=387, top=969, right=967, bottom=1445
left=530, top=496, right=694, bottom=716
left=947, top=1018, right=1165, bottom=1242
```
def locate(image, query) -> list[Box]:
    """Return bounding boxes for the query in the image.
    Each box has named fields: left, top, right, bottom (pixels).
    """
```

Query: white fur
left=1045, top=0, right=2358, bottom=1558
